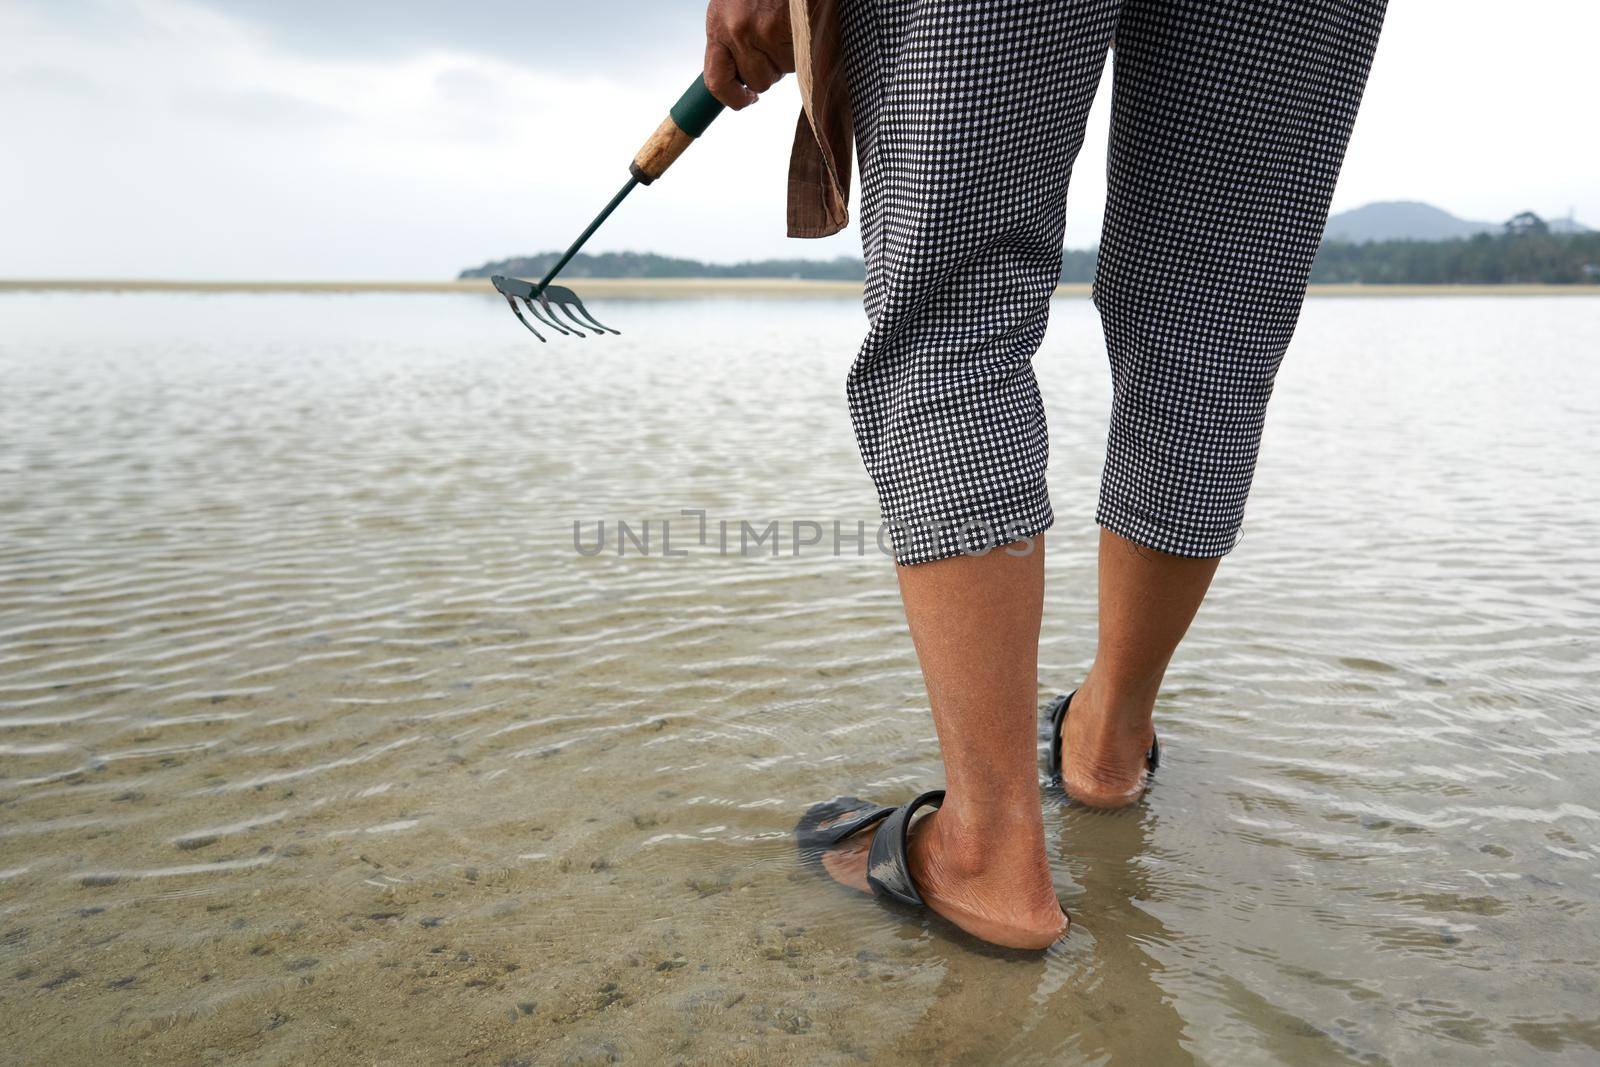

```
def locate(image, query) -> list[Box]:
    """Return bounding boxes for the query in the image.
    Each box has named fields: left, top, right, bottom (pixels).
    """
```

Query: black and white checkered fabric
left=838, top=0, right=1387, bottom=564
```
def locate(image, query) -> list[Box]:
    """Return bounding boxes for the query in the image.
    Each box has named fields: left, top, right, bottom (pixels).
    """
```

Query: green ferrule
left=668, top=74, right=726, bottom=138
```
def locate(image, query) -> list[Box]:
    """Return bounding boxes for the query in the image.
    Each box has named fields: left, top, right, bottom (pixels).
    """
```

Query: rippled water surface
left=2, top=291, right=1598, bottom=1065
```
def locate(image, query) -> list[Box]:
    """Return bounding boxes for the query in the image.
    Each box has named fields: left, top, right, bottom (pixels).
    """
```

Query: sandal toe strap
left=865, top=789, right=945, bottom=907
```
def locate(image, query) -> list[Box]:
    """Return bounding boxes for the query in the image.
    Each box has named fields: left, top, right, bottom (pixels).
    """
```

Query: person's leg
left=822, top=542, right=1066, bottom=949
left=1062, top=530, right=1218, bottom=806
left=1061, top=0, right=1387, bottom=804
left=841, top=0, right=1121, bottom=566
left=816, top=0, right=1120, bottom=948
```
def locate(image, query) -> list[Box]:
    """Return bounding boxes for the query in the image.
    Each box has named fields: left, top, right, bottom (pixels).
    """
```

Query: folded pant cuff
left=1094, top=493, right=1240, bottom=558
left=886, top=492, right=1054, bottom=566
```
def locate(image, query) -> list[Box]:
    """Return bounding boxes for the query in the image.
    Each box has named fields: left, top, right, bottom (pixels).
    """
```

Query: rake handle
left=629, top=74, right=727, bottom=185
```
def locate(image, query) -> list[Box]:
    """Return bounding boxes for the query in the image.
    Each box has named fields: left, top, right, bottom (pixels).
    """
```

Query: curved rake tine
left=576, top=306, right=621, bottom=335
left=504, top=294, right=546, bottom=342
left=537, top=295, right=595, bottom=337
left=558, top=298, right=618, bottom=336
left=545, top=285, right=620, bottom=335
left=523, top=296, right=579, bottom=337
left=550, top=298, right=603, bottom=336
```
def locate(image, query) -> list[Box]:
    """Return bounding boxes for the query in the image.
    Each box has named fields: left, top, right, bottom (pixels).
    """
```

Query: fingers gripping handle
left=629, top=74, right=727, bottom=185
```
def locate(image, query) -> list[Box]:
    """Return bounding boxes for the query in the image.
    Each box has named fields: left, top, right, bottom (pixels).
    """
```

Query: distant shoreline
left=2, top=278, right=1596, bottom=298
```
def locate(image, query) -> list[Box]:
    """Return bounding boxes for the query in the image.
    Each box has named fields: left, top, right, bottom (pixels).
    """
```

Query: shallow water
left=1, top=290, right=1598, bottom=1065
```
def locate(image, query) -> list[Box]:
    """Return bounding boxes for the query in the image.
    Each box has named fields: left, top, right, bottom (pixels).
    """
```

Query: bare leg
left=821, top=538, right=1068, bottom=949
left=1061, top=528, right=1220, bottom=808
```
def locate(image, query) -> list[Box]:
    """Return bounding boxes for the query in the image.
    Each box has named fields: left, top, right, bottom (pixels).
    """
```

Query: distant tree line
left=460, top=250, right=867, bottom=282
left=1059, top=248, right=1098, bottom=283
left=1309, top=214, right=1600, bottom=284
left=463, top=214, right=1598, bottom=286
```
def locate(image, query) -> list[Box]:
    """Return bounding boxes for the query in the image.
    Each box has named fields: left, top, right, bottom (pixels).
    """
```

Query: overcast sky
left=4, top=0, right=1597, bottom=279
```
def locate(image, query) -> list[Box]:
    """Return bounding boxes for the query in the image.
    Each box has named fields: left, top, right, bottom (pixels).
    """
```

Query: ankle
left=1076, top=671, right=1158, bottom=734
left=904, top=804, right=1070, bottom=949
left=920, top=800, right=1045, bottom=878
left=1062, top=674, right=1158, bottom=805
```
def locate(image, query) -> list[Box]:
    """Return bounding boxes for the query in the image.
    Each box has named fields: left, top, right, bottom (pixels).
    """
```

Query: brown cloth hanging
left=786, top=0, right=852, bottom=238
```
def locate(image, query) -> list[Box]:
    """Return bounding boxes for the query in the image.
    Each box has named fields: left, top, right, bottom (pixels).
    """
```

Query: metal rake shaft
left=489, top=73, right=726, bottom=342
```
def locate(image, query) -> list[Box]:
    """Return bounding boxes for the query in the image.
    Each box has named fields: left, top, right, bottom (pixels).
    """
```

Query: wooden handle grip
left=630, top=116, right=695, bottom=184
left=628, top=74, right=726, bottom=185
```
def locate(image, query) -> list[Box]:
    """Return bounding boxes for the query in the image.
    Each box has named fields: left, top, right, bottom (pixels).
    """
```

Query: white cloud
left=2, top=0, right=801, bottom=277
left=2, top=0, right=1595, bottom=279
left=1329, top=0, right=1600, bottom=227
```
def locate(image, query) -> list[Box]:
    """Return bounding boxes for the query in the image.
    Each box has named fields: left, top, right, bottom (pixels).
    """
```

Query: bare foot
left=1058, top=679, right=1157, bottom=809
left=818, top=805, right=1068, bottom=951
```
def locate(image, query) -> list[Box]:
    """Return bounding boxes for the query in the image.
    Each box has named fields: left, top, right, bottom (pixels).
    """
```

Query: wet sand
left=2, top=291, right=1598, bottom=1064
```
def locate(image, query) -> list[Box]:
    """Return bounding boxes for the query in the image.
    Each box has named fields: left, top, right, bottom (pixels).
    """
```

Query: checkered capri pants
left=840, top=0, right=1387, bottom=564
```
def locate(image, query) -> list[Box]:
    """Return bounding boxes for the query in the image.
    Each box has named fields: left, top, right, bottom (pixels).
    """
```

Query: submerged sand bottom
left=2, top=291, right=1598, bottom=1064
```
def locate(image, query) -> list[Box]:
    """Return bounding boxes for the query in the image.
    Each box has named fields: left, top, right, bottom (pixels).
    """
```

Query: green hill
left=1323, top=200, right=1590, bottom=242
left=459, top=250, right=866, bottom=282
left=1310, top=214, right=1600, bottom=284
left=463, top=212, right=1600, bottom=287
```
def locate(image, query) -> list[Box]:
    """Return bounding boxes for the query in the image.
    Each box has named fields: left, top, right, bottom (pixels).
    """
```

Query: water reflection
left=0, top=291, right=1597, bottom=1063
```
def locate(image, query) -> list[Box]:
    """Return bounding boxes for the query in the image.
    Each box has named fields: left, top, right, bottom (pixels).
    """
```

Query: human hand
left=704, top=0, right=795, bottom=110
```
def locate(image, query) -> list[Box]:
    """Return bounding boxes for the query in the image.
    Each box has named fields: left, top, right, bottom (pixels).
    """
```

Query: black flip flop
left=794, top=789, right=945, bottom=907
left=1045, top=690, right=1159, bottom=786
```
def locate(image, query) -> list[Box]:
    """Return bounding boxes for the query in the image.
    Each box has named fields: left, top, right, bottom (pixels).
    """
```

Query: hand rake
left=491, top=74, right=727, bottom=341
